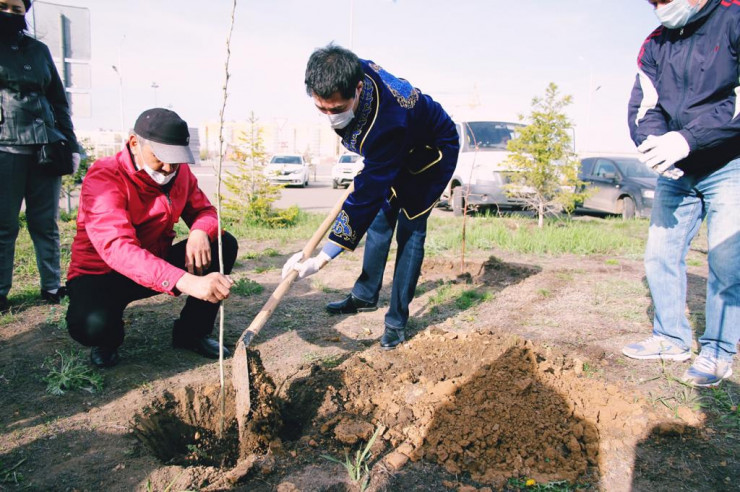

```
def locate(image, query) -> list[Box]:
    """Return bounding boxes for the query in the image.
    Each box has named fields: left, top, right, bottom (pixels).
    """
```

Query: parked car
left=264, top=154, right=310, bottom=187
left=575, top=155, right=657, bottom=219
left=331, top=152, right=364, bottom=189
left=442, top=120, right=524, bottom=215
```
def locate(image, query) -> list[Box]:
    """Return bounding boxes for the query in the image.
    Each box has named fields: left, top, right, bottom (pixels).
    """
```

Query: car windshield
left=339, top=154, right=360, bottom=163
left=271, top=156, right=302, bottom=165
left=463, top=121, right=520, bottom=151
left=614, top=158, right=658, bottom=178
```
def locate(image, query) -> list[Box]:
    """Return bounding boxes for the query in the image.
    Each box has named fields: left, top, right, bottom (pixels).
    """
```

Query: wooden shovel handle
left=237, top=182, right=354, bottom=347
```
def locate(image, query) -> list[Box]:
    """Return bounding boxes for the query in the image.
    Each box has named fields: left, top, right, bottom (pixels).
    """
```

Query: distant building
left=200, top=119, right=341, bottom=164
left=77, top=128, right=201, bottom=165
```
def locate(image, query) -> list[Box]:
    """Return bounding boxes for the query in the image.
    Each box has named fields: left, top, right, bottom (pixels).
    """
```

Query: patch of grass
left=425, top=215, right=647, bottom=257
left=263, top=248, right=280, bottom=257
left=537, top=288, right=551, bottom=298
left=0, top=311, right=17, bottom=326
left=240, top=247, right=282, bottom=261
left=604, top=258, right=620, bottom=265
left=42, top=350, right=103, bottom=395
left=455, top=289, right=492, bottom=310
left=506, top=477, right=585, bottom=490
left=428, top=283, right=458, bottom=308
left=45, top=298, right=69, bottom=329
left=11, top=213, right=76, bottom=303
left=320, top=354, right=344, bottom=368
left=700, top=386, right=740, bottom=430
left=582, top=362, right=601, bottom=378
left=0, top=458, right=26, bottom=485
left=322, top=424, right=384, bottom=492
left=311, top=279, right=340, bottom=294
left=231, top=278, right=263, bottom=297
left=686, top=258, right=703, bottom=267
left=225, top=210, right=326, bottom=245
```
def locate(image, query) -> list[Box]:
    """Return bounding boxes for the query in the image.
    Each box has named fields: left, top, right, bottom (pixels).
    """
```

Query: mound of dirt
left=283, top=329, right=650, bottom=487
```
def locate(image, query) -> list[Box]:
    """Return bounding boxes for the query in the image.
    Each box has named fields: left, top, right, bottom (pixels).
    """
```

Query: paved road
left=191, top=162, right=349, bottom=213
left=58, top=162, right=453, bottom=217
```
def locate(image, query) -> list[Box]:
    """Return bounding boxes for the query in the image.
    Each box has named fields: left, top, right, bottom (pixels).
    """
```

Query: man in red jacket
left=66, top=108, right=237, bottom=368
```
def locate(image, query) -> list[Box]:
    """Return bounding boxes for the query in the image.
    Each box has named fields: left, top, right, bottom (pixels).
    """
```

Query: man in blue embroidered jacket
left=622, top=0, right=740, bottom=387
left=282, top=44, right=459, bottom=349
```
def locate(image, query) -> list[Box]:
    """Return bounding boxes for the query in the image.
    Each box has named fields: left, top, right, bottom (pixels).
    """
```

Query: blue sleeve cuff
left=321, top=242, right=344, bottom=259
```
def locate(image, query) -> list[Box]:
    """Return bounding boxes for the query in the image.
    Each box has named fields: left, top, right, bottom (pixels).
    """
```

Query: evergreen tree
left=503, top=83, right=587, bottom=228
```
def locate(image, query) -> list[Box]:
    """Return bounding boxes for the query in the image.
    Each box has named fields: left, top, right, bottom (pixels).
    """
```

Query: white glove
left=72, top=152, right=81, bottom=174
left=281, top=252, right=304, bottom=279
left=637, top=132, right=690, bottom=174
left=281, top=251, right=332, bottom=280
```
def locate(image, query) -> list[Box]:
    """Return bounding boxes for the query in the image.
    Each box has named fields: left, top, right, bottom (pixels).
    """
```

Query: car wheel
left=332, top=180, right=338, bottom=189
left=620, top=196, right=636, bottom=220
left=452, top=187, right=466, bottom=217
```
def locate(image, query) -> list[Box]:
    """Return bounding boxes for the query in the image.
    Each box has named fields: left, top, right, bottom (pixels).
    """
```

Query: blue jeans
left=351, top=207, right=429, bottom=330
left=645, top=158, right=740, bottom=361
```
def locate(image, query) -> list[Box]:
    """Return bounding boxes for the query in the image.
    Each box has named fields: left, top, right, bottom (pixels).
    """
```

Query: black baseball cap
left=133, top=108, right=194, bottom=164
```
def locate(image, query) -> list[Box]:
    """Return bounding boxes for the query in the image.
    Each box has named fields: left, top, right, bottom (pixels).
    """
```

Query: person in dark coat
left=282, top=44, right=459, bottom=349
left=0, top=0, right=81, bottom=313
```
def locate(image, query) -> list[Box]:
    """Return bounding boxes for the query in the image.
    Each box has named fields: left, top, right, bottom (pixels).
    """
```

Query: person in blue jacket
left=622, top=0, right=739, bottom=387
left=282, top=44, right=459, bottom=349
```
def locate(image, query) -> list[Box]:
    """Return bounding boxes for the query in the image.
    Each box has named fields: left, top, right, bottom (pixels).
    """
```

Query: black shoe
left=41, top=286, right=67, bottom=304
left=380, top=327, right=405, bottom=350
left=173, top=335, right=230, bottom=359
left=326, top=293, right=377, bottom=314
left=0, top=295, right=8, bottom=314
left=90, top=346, right=120, bottom=368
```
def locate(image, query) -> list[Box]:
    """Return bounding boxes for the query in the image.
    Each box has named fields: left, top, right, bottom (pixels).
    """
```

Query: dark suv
left=576, top=156, right=657, bottom=219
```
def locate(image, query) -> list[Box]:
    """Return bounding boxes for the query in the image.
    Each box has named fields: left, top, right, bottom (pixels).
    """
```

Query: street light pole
left=151, top=82, right=159, bottom=107
left=111, top=65, right=125, bottom=132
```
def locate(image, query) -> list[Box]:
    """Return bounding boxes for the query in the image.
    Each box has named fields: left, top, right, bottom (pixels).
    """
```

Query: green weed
left=537, top=288, right=552, bottom=298
left=0, top=311, right=17, bottom=326
left=0, top=458, right=26, bottom=485
left=322, top=425, right=384, bottom=492
left=700, top=386, right=740, bottom=430
left=582, top=362, right=601, bottom=378
left=254, top=265, right=274, bottom=274
left=455, top=289, right=492, bottom=310
left=506, top=477, right=582, bottom=490
left=604, top=258, right=620, bottom=265
left=311, top=279, right=339, bottom=294
left=240, top=247, right=281, bottom=261
left=231, top=278, right=263, bottom=297
left=42, top=350, right=103, bottom=395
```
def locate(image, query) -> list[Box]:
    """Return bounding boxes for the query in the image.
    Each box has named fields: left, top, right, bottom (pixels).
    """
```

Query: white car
left=331, top=153, right=364, bottom=189
left=264, top=154, right=310, bottom=187
left=443, top=120, right=524, bottom=215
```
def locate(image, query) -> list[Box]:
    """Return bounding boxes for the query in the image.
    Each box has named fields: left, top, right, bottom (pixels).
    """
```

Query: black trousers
left=66, top=232, right=238, bottom=349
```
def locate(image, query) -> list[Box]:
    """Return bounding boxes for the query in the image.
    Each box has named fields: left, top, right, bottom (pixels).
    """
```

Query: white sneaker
left=681, top=354, right=733, bottom=387
left=622, top=335, right=691, bottom=361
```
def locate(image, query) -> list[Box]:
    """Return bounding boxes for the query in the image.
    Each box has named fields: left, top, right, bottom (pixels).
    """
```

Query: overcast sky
left=33, top=0, right=660, bottom=153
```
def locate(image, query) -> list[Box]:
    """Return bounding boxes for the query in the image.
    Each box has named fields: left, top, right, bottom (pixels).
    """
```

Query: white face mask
left=325, top=87, right=360, bottom=129
left=655, top=0, right=701, bottom=29
left=135, top=144, right=177, bottom=185
left=327, top=107, right=355, bottom=129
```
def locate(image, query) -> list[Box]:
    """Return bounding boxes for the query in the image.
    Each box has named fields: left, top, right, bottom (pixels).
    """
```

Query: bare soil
left=0, top=232, right=738, bottom=491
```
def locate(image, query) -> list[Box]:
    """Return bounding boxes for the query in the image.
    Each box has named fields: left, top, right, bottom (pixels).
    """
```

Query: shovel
left=232, top=182, right=354, bottom=435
